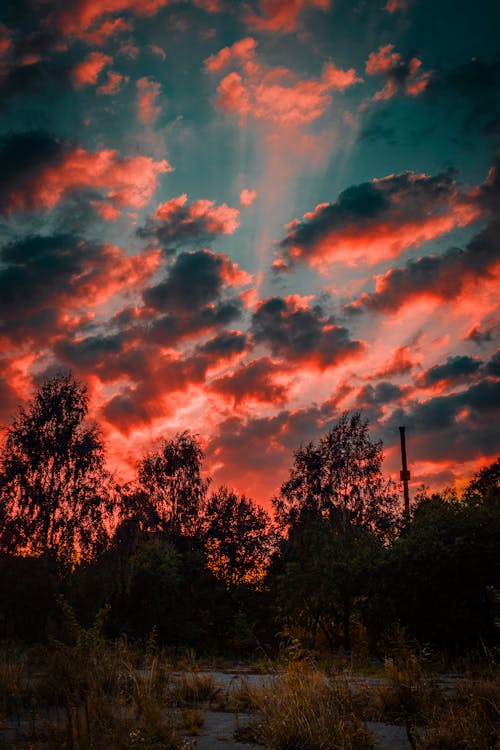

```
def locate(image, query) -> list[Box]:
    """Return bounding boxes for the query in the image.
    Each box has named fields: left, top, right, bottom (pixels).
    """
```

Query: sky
left=0, top=0, right=499, bottom=506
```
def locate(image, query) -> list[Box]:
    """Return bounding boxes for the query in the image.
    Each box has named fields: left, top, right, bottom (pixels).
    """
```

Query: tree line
left=0, top=372, right=498, bottom=656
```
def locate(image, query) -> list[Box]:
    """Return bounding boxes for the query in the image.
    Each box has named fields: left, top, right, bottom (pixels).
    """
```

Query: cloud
left=209, top=357, right=290, bottom=405
left=485, top=350, right=500, bottom=377
left=466, top=320, right=500, bottom=345
left=366, top=44, right=431, bottom=100
left=276, top=169, right=476, bottom=271
left=136, top=76, right=162, bottom=124
left=346, top=219, right=500, bottom=315
left=51, top=0, right=171, bottom=39
left=62, top=329, right=247, bottom=434
left=385, top=377, right=500, bottom=464
left=205, top=399, right=340, bottom=501
left=205, top=37, right=361, bottom=126
left=0, top=233, right=160, bottom=345
left=240, top=188, right=257, bottom=206
left=97, top=70, right=128, bottom=95
left=417, top=355, right=483, bottom=389
left=426, top=57, right=500, bottom=134
left=138, top=194, right=240, bottom=252
left=72, top=51, right=111, bottom=88
left=384, top=0, right=408, bottom=12
left=369, top=346, right=416, bottom=379
left=244, top=0, right=330, bottom=33
left=0, top=131, right=172, bottom=216
left=143, top=248, right=251, bottom=313
left=251, top=295, right=364, bottom=369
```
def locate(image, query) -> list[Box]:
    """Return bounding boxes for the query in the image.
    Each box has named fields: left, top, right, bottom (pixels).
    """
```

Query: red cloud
left=205, top=37, right=257, bottom=73
left=384, top=0, right=408, bottom=11
left=80, top=17, right=133, bottom=45
left=97, top=70, right=128, bottom=95
left=153, top=194, right=240, bottom=236
left=277, top=171, right=479, bottom=271
left=240, top=188, right=257, bottom=207
left=245, top=0, right=330, bottom=32
left=369, top=346, right=417, bottom=379
left=75, top=244, right=162, bottom=307
left=136, top=77, right=162, bottom=124
left=206, top=38, right=361, bottom=126
left=347, top=220, right=500, bottom=315
left=4, top=146, right=172, bottom=215
left=0, top=23, right=12, bottom=58
left=52, top=0, right=171, bottom=39
left=72, top=51, right=112, bottom=88
left=209, top=357, right=290, bottom=405
left=366, top=44, right=431, bottom=100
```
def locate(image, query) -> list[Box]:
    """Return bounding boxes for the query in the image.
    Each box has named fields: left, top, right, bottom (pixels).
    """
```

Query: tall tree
left=275, top=411, right=399, bottom=537
left=273, top=412, right=399, bottom=650
left=137, top=431, right=209, bottom=537
left=202, top=486, right=273, bottom=586
left=0, top=372, right=111, bottom=561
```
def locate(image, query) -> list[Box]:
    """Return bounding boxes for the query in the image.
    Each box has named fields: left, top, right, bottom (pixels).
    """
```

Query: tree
left=202, top=486, right=273, bottom=586
left=380, top=487, right=500, bottom=652
left=462, top=457, right=500, bottom=506
left=272, top=412, right=399, bottom=651
left=0, top=372, right=111, bottom=561
left=274, top=411, right=399, bottom=537
left=136, top=431, right=209, bottom=537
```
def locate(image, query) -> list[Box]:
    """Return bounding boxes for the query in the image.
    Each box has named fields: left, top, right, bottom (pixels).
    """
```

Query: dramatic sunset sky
left=0, top=0, right=499, bottom=504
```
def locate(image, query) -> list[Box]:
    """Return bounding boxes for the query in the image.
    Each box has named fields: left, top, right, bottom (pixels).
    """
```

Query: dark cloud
left=346, top=219, right=500, bottom=314
left=209, top=357, right=289, bottom=405
left=466, top=321, right=500, bottom=345
left=205, top=400, right=342, bottom=499
left=358, top=381, right=408, bottom=406
left=358, top=120, right=398, bottom=146
left=0, top=131, right=65, bottom=213
left=384, top=377, right=500, bottom=463
left=251, top=296, right=364, bottom=369
left=148, top=298, right=243, bottom=347
left=276, top=169, right=461, bottom=270
left=427, top=57, right=500, bottom=134
left=137, top=196, right=240, bottom=254
left=144, top=249, right=231, bottom=311
left=485, top=350, right=500, bottom=377
left=198, top=330, right=247, bottom=357
left=0, top=233, right=93, bottom=341
left=417, top=355, right=483, bottom=388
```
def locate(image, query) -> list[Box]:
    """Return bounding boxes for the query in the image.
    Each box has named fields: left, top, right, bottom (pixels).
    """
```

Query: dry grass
left=418, top=677, right=500, bottom=750
left=172, top=671, right=215, bottom=706
left=0, top=607, right=184, bottom=750
left=243, top=663, right=375, bottom=750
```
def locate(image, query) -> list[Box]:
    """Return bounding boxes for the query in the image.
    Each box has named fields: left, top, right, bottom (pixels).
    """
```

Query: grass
left=241, top=663, right=375, bottom=750
left=1, top=623, right=498, bottom=750
left=172, top=670, right=215, bottom=706
left=418, top=677, right=500, bottom=750
left=0, top=606, right=184, bottom=750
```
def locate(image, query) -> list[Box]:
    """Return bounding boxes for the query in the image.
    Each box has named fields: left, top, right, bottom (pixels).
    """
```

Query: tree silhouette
left=275, top=411, right=399, bottom=537
left=273, top=412, right=399, bottom=650
left=0, top=372, right=111, bottom=561
left=203, top=486, right=273, bottom=586
left=137, top=431, right=209, bottom=537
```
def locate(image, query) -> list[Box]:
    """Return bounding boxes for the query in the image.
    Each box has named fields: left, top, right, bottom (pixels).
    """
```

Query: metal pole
left=399, top=426, right=410, bottom=519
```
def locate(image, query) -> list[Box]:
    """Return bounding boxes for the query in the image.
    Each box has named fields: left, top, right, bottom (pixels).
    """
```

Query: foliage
left=379, top=490, right=499, bottom=652
left=202, top=485, right=273, bottom=586
left=136, top=431, right=209, bottom=537
left=274, top=411, right=400, bottom=537
left=0, top=372, right=111, bottom=561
